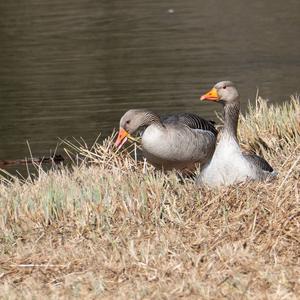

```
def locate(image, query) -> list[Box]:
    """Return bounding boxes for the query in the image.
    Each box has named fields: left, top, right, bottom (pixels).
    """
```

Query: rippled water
left=0, top=0, right=299, bottom=163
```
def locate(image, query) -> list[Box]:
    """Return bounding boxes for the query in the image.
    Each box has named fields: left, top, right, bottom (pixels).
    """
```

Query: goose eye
left=223, top=86, right=227, bottom=89
left=126, top=120, right=130, bottom=124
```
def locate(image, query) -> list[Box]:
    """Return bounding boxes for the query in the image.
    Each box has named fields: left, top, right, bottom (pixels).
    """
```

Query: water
left=0, top=0, right=299, bottom=164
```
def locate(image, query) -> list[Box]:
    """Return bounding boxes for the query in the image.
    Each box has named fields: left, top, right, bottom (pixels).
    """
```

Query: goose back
left=162, top=113, right=218, bottom=136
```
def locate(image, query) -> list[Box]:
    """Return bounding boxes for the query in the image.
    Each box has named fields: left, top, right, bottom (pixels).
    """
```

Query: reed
left=0, top=97, right=299, bottom=299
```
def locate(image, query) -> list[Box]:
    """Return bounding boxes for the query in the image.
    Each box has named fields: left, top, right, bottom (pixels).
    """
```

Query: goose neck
left=222, top=101, right=240, bottom=140
left=142, top=111, right=164, bottom=128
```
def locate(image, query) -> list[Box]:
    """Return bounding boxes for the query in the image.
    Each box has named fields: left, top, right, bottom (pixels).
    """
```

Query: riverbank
left=0, top=96, right=299, bottom=299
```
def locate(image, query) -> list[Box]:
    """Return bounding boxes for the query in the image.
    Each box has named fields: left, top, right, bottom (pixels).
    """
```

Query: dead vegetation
left=0, top=97, right=299, bottom=299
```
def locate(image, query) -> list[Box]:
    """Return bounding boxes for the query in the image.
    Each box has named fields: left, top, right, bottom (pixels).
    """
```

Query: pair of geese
left=115, top=81, right=276, bottom=187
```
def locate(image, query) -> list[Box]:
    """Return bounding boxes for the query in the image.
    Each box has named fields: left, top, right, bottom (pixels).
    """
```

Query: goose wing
left=162, top=113, right=218, bottom=136
left=141, top=113, right=217, bottom=170
left=243, top=153, right=274, bottom=173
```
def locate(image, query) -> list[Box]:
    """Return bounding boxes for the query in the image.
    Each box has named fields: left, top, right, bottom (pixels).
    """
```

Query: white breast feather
left=200, top=136, right=256, bottom=187
left=141, top=125, right=165, bottom=155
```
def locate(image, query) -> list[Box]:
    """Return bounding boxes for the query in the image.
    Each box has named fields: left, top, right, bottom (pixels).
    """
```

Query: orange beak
left=115, top=127, right=129, bottom=149
left=200, top=87, right=220, bottom=101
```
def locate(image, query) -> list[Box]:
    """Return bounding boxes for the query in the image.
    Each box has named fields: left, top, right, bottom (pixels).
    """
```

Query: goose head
left=115, top=109, right=149, bottom=149
left=200, top=81, right=239, bottom=104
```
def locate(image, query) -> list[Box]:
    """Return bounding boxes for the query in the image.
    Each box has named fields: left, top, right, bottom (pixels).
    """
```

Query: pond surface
left=0, top=0, right=299, bottom=166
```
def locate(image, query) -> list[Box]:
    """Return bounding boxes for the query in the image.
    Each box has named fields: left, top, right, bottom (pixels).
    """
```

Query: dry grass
left=0, top=97, right=299, bottom=299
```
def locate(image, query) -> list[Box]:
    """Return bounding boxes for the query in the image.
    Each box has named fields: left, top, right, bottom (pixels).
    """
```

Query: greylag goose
left=115, top=110, right=217, bottom=171
left=197, top=81, right=277, bottom=187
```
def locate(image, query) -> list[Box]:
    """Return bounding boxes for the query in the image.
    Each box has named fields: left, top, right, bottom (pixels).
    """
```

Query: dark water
left=0, top=0, right=300, bottom=164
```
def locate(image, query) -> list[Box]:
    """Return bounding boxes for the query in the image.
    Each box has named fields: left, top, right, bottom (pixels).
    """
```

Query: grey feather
left=161, top=113, right=218, bottom=136
left=243, top=153, right=274, bottom=173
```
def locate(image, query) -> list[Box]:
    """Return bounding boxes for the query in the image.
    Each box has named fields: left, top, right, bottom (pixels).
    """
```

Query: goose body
left=197, top=81, right=276, bottom=187
left=115, top=110, right=217, bottom=171
left=199, top=133, right=270, bottom=186
left=142, top=122, right=216, bottom=170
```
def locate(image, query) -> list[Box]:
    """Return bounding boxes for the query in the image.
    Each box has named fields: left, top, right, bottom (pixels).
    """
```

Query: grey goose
left=115, top=110, right=217, bottom=171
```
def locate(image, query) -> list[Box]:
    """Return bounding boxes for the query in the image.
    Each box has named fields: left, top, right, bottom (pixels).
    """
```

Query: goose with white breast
left=197, top=81, right=277, bottom=187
